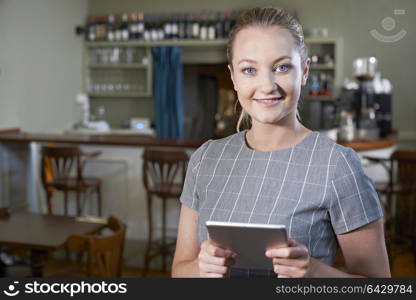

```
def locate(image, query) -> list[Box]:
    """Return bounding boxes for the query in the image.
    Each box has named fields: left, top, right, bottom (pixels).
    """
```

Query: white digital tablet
left=205, top=221, right=287, bottom=270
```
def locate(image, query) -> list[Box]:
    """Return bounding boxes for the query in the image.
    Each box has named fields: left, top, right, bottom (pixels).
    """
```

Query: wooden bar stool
left=40, top=145, right=103, bottom=217
left=142, top=148, right=189, bottom=276
left=364, top=150, right=416, bottom=267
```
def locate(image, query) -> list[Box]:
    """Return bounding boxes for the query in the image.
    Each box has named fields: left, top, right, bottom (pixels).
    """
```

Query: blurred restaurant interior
left=0, top=0, right=415, bottom=278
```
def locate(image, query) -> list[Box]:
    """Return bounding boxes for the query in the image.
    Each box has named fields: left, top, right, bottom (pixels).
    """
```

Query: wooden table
left=0, top=213, right=106, bottom=277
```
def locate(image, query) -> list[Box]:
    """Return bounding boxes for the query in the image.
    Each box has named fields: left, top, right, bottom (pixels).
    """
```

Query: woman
left=171, top=7, right=390, bottom=278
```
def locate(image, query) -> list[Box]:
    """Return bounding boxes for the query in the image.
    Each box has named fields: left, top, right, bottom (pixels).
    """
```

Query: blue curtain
left=151, top=47, right=184, bottom=138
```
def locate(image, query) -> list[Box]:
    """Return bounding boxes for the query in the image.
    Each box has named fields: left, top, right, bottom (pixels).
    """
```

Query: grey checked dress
left=179, top=130, right=383, bottom=277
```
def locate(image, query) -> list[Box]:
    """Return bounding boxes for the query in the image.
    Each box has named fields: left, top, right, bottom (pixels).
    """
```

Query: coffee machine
left=338, top=57, right=392, bottom=140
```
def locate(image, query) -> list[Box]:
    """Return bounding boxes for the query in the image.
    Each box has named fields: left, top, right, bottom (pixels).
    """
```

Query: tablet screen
left=206, top=221, right=287, bottom=270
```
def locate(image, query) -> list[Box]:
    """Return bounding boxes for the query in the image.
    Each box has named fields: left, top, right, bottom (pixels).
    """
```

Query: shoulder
left=314, top=132, right=358, bottom=162
left=188, top=132, right=242, bottom=170
left=314, top=134, right=364, bottom=180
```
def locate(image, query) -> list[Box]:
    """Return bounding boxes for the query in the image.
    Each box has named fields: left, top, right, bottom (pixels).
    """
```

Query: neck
left=245, top=114, right=311, bottom=152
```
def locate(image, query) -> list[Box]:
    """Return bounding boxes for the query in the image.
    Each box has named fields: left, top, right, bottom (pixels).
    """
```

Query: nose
left=257, top=70, right=277, bottom=94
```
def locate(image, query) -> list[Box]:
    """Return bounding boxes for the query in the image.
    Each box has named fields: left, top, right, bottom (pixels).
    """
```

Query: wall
left=0, top=0, right=87, bottom=132
left=88, top=0, right=416, bottom=138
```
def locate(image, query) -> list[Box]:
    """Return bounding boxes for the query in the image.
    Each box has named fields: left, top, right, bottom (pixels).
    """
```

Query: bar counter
left=0, top=131, right=206, bottom=148
left=0, top=128, right=400, bottom=244
left=0, top=130, right=398, bottom=151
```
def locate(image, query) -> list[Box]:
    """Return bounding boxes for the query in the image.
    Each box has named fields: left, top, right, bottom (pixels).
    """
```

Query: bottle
left=157, top=15, right=165, bottom=41
left=192, top=12, right=200, bottom=39
left=143, top=14, right=151, bottom=41
left=129, top=13, right=137, bottom=40
left=319, top=73, right=328, bottom=96
left=151, top=15, right=160, bottom=41
left=308, top=74, right=320, bottom=96
left=178, top=13, right=186, bottom=39
left=164, top=15, right=172, bottom=39
left=208, top=12, right=216, bottom=40
left=115, top=15, right=123, bottom=41
left=199, top=12, right=208, bottom=40
left=107, top=14, right=115, bottom=41
left=137, top=12, right=145, bottom=40
left=223, top=11, right=232, bottom=37
left=215, top=11, right=224, bottom=39
left=95, top=16, right=107, bottom=41
left=87, top=17, right=97, bottom=41
left=149, top=15, right=158, bottom=41
left=338, top=110, right=355, bottom=142
left=121, top=13, right=130, bottom=40
left=171, top=14, right=179, bottom=39
left=186, top=13, right=193, bottom=39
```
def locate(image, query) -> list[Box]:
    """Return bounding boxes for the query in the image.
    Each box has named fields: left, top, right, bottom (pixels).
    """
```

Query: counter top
left=0, top=132, right=206, bottom=148
left=0, top=130, right=399, bottom=151
left=338, top=133, right=398, bottom=151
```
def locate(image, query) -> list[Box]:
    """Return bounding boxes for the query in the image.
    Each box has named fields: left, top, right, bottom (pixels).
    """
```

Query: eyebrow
left=237, top=56, right=292, bottom=65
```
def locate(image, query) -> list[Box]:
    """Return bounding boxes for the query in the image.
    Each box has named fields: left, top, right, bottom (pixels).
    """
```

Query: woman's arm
left=266, top=219, right=391, bottom=277
left=171, top=204, right=201, bottom=277
left=315, top=218, right=391, bottom=277
left=171, top=204, right=237, bottom=278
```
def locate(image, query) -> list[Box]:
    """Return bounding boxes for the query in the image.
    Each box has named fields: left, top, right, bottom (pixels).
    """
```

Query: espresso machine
left=338, top=57, right=393, bottom=140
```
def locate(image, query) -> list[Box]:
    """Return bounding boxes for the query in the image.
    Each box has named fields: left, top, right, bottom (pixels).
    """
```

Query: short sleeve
left=179, top=140, right=212, bottom=211
left=328, top=148, right=383, bottom=234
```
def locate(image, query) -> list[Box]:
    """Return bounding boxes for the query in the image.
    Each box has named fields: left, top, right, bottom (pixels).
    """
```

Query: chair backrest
left=40, top=145, right=83, bottom=188
left=142, top=148, right=189, bottom=191
left=66, top=216, right=127, bottom=278
left=391, top=150, right=416, bottom=188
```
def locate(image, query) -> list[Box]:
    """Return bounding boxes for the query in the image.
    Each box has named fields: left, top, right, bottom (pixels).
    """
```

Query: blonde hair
left=228, top=7, right=308, bottom=132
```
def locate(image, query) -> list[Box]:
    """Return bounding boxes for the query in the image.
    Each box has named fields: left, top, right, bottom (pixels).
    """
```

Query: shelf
left=310, top=64, right=335, bottom=70
left=88, top=63, right=148, bottom=69
left=88, top=92, right=151, bottom=98
left=86, top=39, right=228, bottom=48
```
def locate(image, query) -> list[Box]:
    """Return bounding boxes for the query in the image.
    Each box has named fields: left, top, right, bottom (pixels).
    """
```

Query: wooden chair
left=40, top=145, right=102, bottom=216
left=142, top=148, right=189, bottom=276
left=49, top=216, right=127, bottom=277
left=363, top=150, right=416, bottom=267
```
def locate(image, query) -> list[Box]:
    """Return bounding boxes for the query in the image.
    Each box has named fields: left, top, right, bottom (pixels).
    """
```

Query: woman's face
left=229, top=25, right=310, bottom=127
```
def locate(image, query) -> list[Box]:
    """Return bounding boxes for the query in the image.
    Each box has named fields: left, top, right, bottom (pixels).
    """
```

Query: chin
left=252, top=115, right=283, bottom=125
left=251, top=110, right=293, bottom=126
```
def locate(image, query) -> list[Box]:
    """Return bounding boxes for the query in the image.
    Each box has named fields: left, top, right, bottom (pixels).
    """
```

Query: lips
left=253, top=97, right=284, bottom=106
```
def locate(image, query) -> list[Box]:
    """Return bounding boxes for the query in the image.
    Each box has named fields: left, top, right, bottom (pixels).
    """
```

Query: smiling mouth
left=253, top=97, right=284, bottom=104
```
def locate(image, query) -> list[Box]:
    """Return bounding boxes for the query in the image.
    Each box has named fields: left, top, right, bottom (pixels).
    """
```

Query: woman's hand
left=198, top=240, right=237, bottom=278
left=265, top=239, right=314, bottom=278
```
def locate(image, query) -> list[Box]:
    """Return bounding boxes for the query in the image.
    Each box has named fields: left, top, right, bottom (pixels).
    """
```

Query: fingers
left=266, top=239, right=311, bottom=278
left=265, top=241, right=308, bottom=259
left=199, top=252, right=236, bottom=266
left=273, top=264, right=308, bottom=278
left=206, top=272, right=225, bottom=278
left=207, top=243, right=235, bottom=258
left=199, top=262, right=228, bottom=275
left=198, top=240, right=237, bottom=278
left=272, top=257, right=309, bottom=269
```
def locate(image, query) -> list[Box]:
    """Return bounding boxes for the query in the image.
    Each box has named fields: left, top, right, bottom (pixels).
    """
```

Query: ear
left=228, top=64, right=237, bottom=91
left=301, top=58, right=311, bottom=86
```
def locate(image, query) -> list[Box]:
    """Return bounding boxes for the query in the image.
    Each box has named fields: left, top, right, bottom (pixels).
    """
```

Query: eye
left=274, top=64, right=291, bottom=73
left=242, top=67, right=256, bottom=75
